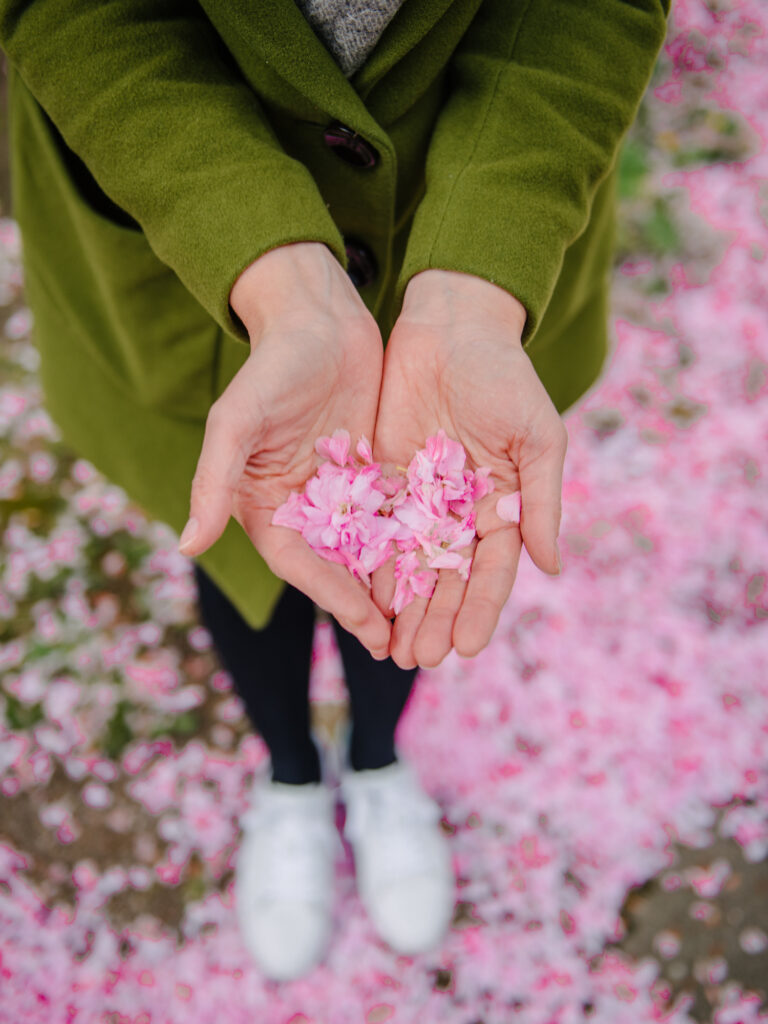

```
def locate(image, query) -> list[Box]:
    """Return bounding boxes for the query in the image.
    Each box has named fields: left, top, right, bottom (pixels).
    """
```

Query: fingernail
left=178, top=517, right=199, bottom=553
left=554, top=543, right=562, bottom=575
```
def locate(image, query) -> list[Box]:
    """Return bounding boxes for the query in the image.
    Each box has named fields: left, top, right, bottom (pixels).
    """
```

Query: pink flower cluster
left=272, top=430, right=494, bottom=613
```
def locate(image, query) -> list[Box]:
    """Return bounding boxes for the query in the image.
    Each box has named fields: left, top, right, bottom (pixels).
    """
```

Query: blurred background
left=1, top=2, right=767, bottom=1022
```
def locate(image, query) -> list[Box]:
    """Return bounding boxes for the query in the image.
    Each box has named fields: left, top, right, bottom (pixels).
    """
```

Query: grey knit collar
left=296, top=0, right=406, bottom=77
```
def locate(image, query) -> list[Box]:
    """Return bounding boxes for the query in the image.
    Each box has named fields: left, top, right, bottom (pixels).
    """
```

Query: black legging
left=194, top=564, right=419, bottom=784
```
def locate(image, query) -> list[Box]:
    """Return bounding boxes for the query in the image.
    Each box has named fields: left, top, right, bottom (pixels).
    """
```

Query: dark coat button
left=323, top=122, right=379, bottom=169
left=345, top=239, right=377, bottom=288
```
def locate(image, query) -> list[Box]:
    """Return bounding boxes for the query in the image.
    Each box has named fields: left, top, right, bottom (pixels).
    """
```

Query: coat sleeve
left=0, top=0, right=347, bottom=340
left=396, top=0, right=669, bottom=344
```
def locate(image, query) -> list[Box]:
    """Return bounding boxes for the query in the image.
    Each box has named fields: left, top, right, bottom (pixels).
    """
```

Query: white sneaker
left=235, top=776, right=340, bottom=981
left=341, top=760, right=456, bottom=954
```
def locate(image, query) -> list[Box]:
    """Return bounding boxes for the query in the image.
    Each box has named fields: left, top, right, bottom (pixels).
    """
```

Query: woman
left=1, top=0, right=669, bottom=981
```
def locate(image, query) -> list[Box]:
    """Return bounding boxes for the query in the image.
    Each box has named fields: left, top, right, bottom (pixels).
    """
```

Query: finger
left=454, top=526, right=522, bottom=658
left=371, top=556, right=397, bottom=618
left=515, top=420, right=568, bottom=576
left=413, top=568, right=467, bottom=669
left=247, top=508, right=392, bottom=659
left=390, top=594, right=430, bottom=670
left=180, top=404, right=252, bottom=557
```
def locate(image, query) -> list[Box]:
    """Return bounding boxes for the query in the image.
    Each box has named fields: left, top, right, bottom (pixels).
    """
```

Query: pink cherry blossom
left=273, top=429, right=493, bottom=605
left=274, top=440, right=399, bottom=585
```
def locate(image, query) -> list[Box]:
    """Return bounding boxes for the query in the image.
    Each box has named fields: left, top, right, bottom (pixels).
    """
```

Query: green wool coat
left=1, top=0, right=668, bottom=628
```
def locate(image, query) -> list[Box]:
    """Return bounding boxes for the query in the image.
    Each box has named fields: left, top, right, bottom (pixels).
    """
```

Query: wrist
left=230, top=242, right=365, bottom=343
left=402, top=269, right=527, bottom=340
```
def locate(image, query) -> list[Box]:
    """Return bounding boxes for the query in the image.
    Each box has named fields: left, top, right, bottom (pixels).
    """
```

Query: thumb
left=515, top=417, right=568, bottom=576
left=178, top=404, right=252, bottom=557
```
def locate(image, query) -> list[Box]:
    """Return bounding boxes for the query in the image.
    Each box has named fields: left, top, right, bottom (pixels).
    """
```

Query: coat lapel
left=351, top=0, right=456, bottom=97
left=222, top=0, right=361, bottom=121
left=202, top=0, right=455, bottom=127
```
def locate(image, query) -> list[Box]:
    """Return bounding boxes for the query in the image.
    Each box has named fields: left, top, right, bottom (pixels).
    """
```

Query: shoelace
left=242, top=795, right=337, bottom=902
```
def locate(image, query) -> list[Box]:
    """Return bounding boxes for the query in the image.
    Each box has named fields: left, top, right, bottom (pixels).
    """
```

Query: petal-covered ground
left=1, top=2, right=768, bottom=1021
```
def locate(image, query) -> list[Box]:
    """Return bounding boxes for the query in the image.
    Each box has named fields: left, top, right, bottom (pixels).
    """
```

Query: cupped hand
left=373, top=269, right=568, bottom=669
left=178, top=242, right=391, bottom=658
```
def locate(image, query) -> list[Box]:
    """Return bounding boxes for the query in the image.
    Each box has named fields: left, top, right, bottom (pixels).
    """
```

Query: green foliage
left=182, top=876, right=207, bottom=904
left=102, top=700, right=134, bottom=759
left=0, top=493, right=68, bottom=533
left=672, top=146, right=745, bottom=167
left=25, top=639, right=60, bottom=662
left=16, top=567, right=71, bottom=605
left=644, top=198, right=680, bottom=254
left=4, top=693, right=44, bottom=730
left=618, top=139, right=650, bottom=199
left=149, top=711, right=200, bottom=742
left=84, top=530, right=153, bottom=573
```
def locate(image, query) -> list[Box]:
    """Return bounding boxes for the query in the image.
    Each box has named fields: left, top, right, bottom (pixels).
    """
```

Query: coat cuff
left=152, top=157, right=348, bottom=342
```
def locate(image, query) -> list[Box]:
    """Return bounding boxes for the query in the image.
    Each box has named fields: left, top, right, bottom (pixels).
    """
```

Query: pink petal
left=391, top=551, right=438, bottom=612
left=394, top=550, right=420, bottom=578
left=472, top=466, right=495, bottom=500
left=356, top=436, right=373, bottom=463
left=427, top=549, right=467, bottom=571
left=391, top=575, right=412, bottom=615
left=393, top=495, right=439, bottom=534
left=425, top=429, right=466, bottom=475
left=411, top=567, right=438, bottom=599
left=379, top=474, right=408, bottom=499
left=457, top=556, right=472, bottom=581
left=313, top=546, right=347, bottom=566
left=272, top=491, right=307, bottom=530
left=315, top=429, right=351, bottom=466
left=496, top=491, right=522, bottom=524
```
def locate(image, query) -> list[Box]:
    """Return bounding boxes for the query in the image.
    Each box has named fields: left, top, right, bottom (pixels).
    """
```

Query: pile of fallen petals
left=272, top=429, right=498, bottom=612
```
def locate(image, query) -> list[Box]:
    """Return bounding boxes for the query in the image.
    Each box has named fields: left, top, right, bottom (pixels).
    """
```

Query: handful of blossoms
left=273, top=429, right=520, bottom=613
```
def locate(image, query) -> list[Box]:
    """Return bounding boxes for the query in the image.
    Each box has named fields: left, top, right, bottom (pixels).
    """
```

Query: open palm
left=180, top=244, right=391, bottom=657
left=373, top=270, right=568, bottom=669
